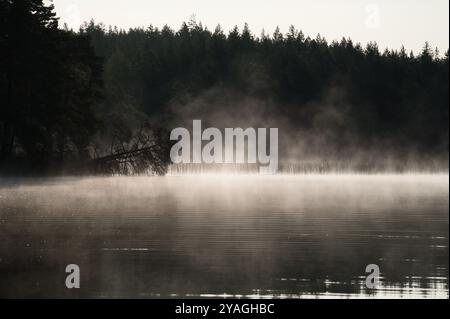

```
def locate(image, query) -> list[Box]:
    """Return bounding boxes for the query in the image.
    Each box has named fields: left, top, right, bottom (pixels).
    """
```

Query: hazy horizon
left=48, top=0, right=449, bottom=55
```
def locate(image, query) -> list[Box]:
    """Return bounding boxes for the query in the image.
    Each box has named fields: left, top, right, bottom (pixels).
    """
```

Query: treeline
left=0, top=0, right=171, bottom=175
left=0, top=0, right=103, bottom=174
left=81, top=18, right=448, bottom=168
left=0, top=1, right=448, bottom=175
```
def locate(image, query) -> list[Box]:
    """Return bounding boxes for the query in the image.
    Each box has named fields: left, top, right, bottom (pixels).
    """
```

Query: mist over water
left=167, top=87, right=449, bottom=174
left=0, top=174, right=448, bottom=298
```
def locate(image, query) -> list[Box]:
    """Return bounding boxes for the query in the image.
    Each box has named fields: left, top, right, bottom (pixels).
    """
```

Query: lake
left=0, top=174, right=448, bottom=298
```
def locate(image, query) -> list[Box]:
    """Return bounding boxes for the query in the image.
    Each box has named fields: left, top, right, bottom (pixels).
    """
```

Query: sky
left=49, top=0, right=449, bottom=54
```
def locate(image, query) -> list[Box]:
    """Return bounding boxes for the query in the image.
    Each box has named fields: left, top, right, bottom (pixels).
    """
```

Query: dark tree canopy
left=1, top=3, right=448, bottom=175
left=0, top=0, right=103, bottom=173
left=80, top=20, right=448, bottom=171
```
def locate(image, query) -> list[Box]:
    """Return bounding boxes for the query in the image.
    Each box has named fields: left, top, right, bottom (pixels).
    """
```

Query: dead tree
left=81, top=125, right=172, bottom=176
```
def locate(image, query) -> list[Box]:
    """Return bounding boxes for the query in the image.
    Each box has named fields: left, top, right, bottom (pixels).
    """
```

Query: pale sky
left=49, top=0, right=449, bottom=54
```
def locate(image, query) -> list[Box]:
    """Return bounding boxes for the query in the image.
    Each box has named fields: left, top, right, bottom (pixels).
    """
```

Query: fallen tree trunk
left=90, top=144, right=169, bottom=176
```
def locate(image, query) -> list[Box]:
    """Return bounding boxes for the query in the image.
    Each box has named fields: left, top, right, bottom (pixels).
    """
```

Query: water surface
left=0, top=174, right=448, bottom=298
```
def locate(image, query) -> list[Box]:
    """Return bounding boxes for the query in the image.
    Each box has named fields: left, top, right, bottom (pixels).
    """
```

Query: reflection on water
left=0, top=174, right=448, bottom=298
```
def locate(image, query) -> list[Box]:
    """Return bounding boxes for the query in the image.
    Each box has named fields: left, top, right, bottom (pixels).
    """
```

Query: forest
left=0, top=0, right=448, bottom=175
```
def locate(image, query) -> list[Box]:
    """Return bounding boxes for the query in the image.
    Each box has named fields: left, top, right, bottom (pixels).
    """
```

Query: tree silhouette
left=1, top=5, right=448, bottom=175
left=0, top=0, right=102, bottom=173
